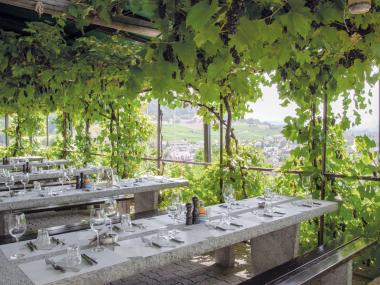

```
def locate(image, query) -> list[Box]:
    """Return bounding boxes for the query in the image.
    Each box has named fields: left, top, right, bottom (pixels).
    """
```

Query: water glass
left=304, top=192, right=313, bottom=207
left=36, top=228, right=51, bottom=249
left=120, top=213, right=133, bottom=232
left=66, top=245, right=81, bottom=267
left=220, top=212, right=231, bottom=226
left=157, top=227, right=168, bottom=240
left=264, top=200, right=274, bottom=215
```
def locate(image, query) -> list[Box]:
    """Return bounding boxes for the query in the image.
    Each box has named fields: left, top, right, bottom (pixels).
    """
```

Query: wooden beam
left=0, top=0, right=160, bottom=38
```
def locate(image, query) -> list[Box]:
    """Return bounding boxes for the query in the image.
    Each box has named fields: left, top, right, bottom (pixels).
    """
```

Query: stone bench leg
left=251, top=224, right=300, bottom=275
left=215, top=245, right=235, bottom=268
left=134, top=191, right=159, bottom=213
left=317, top=260, right=352, bottom=285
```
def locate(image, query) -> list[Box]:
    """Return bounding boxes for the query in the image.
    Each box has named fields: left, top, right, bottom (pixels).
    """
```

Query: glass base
left=10, top=253, right=25, bottom=260
left=92, top=246, right=104, bottom=252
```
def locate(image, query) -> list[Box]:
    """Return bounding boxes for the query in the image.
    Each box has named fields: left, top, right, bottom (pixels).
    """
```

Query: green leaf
left=186, top=0, right=218, bottom=31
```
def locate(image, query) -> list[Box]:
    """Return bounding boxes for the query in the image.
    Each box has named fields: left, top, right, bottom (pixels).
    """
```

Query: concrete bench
left=239, top=237, right=377, bottom=285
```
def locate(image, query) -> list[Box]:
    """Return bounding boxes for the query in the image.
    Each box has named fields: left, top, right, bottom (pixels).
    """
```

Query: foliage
left=0, top=0, right=379, bottom=267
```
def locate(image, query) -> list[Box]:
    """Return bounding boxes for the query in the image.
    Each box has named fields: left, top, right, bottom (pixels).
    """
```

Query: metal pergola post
left=204, top=123, right=212, bottom=163
left=319, top=92, right=328, bottom=246
left=46, top=115, right=49, bottom=146
left=4, top=115, right=9, bottom=147
left=219, top=100, right=224, bottom=198
left=157, top=103, right=163, bottom=173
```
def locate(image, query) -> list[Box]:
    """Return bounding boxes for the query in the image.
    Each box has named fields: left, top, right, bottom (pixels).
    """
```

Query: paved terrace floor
left=111, top=242, right=376, bottom=285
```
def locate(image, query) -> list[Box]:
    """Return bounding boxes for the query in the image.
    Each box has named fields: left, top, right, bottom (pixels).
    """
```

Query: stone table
left=0, top=196, right=337, bottom=285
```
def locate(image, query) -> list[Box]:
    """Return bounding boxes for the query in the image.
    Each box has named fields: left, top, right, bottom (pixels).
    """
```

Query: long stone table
left=0, top=167, right=99, bottom=184
left=0, top=177, right=188, bottom=212
left=0, top=160, right=70, bottom=171
left=0, top=196, right=337, bottom=285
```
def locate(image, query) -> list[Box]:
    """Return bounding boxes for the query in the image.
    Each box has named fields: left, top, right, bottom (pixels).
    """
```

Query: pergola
left=1, top=0, right=379, bottom=246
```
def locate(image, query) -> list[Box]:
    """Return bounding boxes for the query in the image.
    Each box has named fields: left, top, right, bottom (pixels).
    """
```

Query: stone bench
left=238, top=237, right=377, bottom=285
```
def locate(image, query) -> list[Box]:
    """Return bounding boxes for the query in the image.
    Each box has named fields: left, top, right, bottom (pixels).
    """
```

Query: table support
left=215, top=246, right=235, bottom=268
left=316, top=260, right=352, bottom=285
left=134, top=191, right=159, bottom=213
left=250, top=224, right=300, bottom=275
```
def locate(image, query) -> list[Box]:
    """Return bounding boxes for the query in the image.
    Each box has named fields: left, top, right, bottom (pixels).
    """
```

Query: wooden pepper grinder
left=192, top=196, right=200, bottom=224
left=185, top=203, right=193, bottom=225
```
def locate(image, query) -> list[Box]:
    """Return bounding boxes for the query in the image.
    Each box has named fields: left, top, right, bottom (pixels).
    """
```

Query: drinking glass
left=302, top=176, right=313, bottom=206
left=36, top=228, right=51, bottom=249
left=157, top=227, right=168, bottom=240
left=66, top=245, right=81, bottom=267
left=120, top=213, right=133, bottom=232
left=5, top=175, right=15, bottom=197
left=63, top=171, right=71, bottom=190
left=90, top=208, right=105, bottom=252
left=58, top=172, right=65, bottom=192
left=8, top=212, right=27, bottom=259
left=20, top=173, right=29, bottom=194
left=222, top=184, right=235, bottom=225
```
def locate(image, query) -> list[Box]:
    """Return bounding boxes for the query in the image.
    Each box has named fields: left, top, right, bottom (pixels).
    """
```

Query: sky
left=248, top=81, right=379, bottom=131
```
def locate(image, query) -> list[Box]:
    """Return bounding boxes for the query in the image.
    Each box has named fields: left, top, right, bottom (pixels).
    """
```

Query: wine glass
left=8, top=212, right=27, bottom=259
left=222, top=184, right=234, bottom=223
left=20, top=173, right=29, bottom=194
left=58, top=171, right=65, bottom=192
left=5, top=175, right=15, bottom=197
left=302, top=176, right=313, bottom=206
left=90, top=208, right=105, bottom=252
left=63, top=171, right=71, bottom=190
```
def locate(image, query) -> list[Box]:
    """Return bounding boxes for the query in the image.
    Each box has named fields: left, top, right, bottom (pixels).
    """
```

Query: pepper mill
left=192, top=196, right=200, bottom=224
left=75, top=176, right=80, bottom=189
left=80, top=172, right=84, bottom=189
left=185, top=203, right=193, bottom=225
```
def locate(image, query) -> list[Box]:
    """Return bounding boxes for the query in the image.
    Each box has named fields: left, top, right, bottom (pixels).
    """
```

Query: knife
left=230, top=222, right=243, bottom=227
left=151, top=241, right=162, bottom=248
left=81, top=253, right=97, bottom=265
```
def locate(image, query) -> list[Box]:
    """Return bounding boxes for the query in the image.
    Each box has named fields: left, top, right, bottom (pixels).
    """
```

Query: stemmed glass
left=222, top=184, right=234, bottom=223
left=302, top=176, right=313, bottom=206
left=90, top=208, right=105, bottom=252
left=5, top=175, right=15, bottom=197
left=8, top=212, right=27, bottom=259
left=20, top=173, right=29, bottom=194
left=63, top=171, right=71, bottom=190
left=103, top=198, right=118, bottom=233
left=58, top=171, right=65, bottom=192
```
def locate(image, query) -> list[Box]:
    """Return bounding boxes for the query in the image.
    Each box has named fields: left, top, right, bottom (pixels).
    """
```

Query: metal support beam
left=203, top=123, right=212, bottom=163
left=0, top=0, right=160, bottom=38
left=46, top=115, right=49, bottom=147
left=4, top=115, right=9, bottom=147
left=219, top=100, right=224, bottom=200
left=319, top=92, right=328, bottom=246
left=157, top=103, right=163, bottom=174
